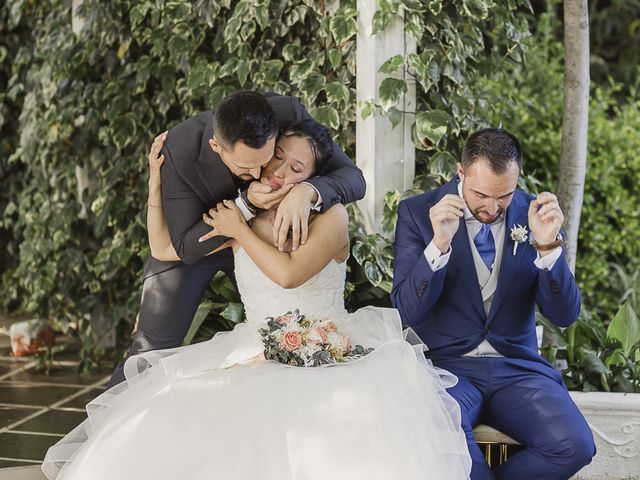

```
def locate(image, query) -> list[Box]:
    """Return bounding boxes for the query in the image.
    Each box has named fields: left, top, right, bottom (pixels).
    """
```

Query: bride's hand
left=148, top=131, right=167, bottom=186
left=199, top=200, right=249, bottom=242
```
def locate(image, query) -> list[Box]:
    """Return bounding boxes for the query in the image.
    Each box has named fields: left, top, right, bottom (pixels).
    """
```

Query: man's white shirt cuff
left=424, top=241, right=451, bottom=272
left=534, top=246, right=562, bottom=270
left=234, top=195, right=256, bottom=221
left=301, top=182, right=323, bottom=211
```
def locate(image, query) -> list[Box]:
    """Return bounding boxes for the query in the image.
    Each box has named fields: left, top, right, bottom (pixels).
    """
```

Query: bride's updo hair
left=280, top=119, right=333, bottom=176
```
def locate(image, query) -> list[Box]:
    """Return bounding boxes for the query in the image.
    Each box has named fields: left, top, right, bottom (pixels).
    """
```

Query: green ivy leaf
left=325, top=82, right=350, bottom=105
left=168, top=35, right=189, bottom=60
left=359, top=99, right=376, bottom=120
left=463, top=0, right=489, bottom=20
left=378, top=77, right=407, bottom=111
left=415, top=110, right=449, bottom=145
left=259, top=59, right=283, bottom=84
left=165, top=1, right=191, bottom=18
left=329, top=9, right=357, bottom=45
left=255, top=3, right=270, bottom=30
left=236, top=58, right=250, bottom=86
left=428, top=151, right=457, bottom=176
left=364, top=261, right=382, bottom=286
left=312, top=106, right=340, bottom=130
left=130, top=2, right=152, bottom=28
left=188, top=65, right=206, bottom=90
left=427, top=0, right=443, bottom=15
left=282, top=44, right=301, bottom=62
left=388, top=107, right=403, bottom=129
left=372, top=0, right=399, bottom=34
left=378, top=54, right=405, bottom=75
left=328, top=49, right=343, bottom=70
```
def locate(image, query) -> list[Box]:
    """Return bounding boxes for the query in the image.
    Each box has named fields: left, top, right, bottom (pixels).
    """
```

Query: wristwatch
left=239, top=186, right=260, bottom=216
left=533, top=233, right=563, bottom=252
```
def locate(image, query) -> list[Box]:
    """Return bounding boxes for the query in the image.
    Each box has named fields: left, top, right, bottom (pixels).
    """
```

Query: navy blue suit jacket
left=391, top=177, right=581, bottom=365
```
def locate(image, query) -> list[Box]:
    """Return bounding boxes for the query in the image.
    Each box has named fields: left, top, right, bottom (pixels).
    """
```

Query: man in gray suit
left=108, top=91, right=365, bottom=386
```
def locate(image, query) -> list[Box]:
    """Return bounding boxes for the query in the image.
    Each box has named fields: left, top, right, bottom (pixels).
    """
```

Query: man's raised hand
left=429, top=194, right=465, bottom=254
left=247, top=181, right=294, bottom=211
left=528, top=192, right=564, bottom=245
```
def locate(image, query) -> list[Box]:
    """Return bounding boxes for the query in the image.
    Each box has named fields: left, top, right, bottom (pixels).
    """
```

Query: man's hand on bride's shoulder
left=247, top=181, right=293, bottom=210
left=148, top=131, right=167, bottom=185
left=199, top=200, right=249, bottom=242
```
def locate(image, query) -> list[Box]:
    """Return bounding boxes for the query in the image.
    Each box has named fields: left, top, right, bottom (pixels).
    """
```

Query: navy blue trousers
left=431, top=356, right=595, bottom=480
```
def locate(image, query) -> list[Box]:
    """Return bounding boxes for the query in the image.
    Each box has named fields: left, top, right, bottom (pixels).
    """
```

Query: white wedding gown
left=42, top=248, right=471, bottom=479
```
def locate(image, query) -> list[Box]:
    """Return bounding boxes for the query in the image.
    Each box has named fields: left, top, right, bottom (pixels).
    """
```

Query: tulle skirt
left=42, top=307, right=471, bottom=480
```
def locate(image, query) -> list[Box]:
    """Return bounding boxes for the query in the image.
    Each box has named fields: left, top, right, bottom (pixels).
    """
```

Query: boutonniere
left=510, top=224, right=528, bottom=255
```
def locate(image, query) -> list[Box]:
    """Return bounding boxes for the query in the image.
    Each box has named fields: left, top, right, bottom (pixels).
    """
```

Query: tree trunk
left=544, top=0, right=590, bottom=361
left=557, top=0, right=590, bottom=273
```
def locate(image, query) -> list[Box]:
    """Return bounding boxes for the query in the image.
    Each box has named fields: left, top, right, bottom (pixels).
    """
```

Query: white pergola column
left=356, top=0, right=416, bottom=234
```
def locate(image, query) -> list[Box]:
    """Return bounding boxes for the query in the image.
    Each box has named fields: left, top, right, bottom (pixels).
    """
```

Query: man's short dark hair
left=280, top=119, right=334, bottom=176
left=213, top=91, right=278, bottom=149
left=461, top=128, right=522, bottom=174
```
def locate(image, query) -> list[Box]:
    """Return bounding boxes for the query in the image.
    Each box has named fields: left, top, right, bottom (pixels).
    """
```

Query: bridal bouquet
left=259, top=310, right=374, bottom=367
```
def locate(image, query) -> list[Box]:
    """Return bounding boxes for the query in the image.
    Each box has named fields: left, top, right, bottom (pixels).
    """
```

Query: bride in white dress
left=42, top=121, right=471, bottom=480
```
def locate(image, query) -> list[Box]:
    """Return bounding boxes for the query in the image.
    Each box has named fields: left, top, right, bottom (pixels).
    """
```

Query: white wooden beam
left=356, top=0, right=416, bottom=233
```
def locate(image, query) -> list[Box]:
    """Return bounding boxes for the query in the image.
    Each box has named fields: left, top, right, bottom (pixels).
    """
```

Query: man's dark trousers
left=107, top=250, right=234, bottom=387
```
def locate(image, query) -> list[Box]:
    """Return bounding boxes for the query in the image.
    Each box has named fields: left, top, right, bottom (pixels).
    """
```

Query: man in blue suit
left=392, top=129, right=595, bottom=479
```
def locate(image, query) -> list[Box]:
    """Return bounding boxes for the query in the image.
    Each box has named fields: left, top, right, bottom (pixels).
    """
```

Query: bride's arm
left=147, top=134, right=179, bottom=261
left=147, top=135, right=232, bottom=261
left=205, top=200, right=348, bottom=288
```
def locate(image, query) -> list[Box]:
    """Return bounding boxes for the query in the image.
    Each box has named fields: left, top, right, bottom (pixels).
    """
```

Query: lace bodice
left=234, top=247, right=348, bottom=324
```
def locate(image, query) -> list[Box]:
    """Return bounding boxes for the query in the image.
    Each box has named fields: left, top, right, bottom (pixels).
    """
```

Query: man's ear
left=209, top=137, right=221, bottom=154
left=456, top=162, right=464, bottom=179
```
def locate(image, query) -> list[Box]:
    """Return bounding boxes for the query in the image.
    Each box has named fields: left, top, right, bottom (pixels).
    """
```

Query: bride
left=42, top=120, right=471, bottom=480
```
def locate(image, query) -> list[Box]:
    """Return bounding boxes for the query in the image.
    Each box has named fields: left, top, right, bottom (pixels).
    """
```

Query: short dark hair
left=461, top=128, right=522, bottom=174
left=280, top=119, right=334, bottom=176
left=213, top=91, right=278, bottom=149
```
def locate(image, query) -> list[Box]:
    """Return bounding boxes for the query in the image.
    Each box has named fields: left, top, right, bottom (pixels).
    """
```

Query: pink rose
left=342, top=335, right=352, bottom=352
left=322, top=321, right=337, bottom=333
left=277, top=314, right=293, bottom=325
left=309, top=325, right=329, bottom=344
left=283, top=331, right=302, bottom=351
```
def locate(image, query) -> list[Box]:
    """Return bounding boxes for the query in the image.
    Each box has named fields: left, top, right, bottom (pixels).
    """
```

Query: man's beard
left=461, top=188, right=504, bottom=225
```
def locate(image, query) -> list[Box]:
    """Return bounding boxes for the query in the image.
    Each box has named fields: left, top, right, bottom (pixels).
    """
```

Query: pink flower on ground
left=342, top=335, right=352, bottom=352
left=283, top=331, right=303, bottom=351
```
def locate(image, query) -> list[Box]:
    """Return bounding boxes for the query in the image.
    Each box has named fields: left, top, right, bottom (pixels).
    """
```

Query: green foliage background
left=1, top=0, right=639, bottom=381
